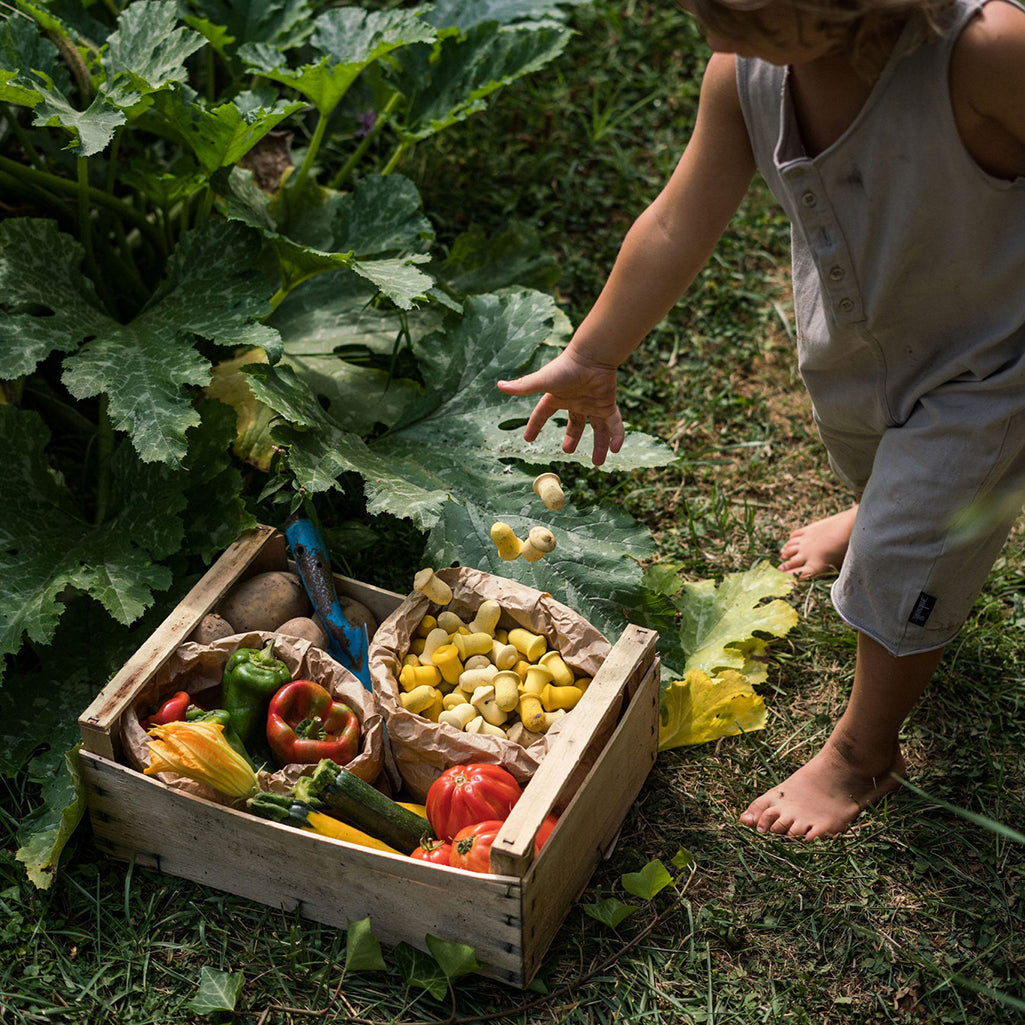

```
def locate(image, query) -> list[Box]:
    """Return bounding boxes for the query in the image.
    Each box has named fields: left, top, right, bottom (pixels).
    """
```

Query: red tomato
left=449, top=820, right=505, bottom=873
left=410, top=838, right=453, bottom=864
left=534, top=813, right=559, bottom=854
left=426, top=763, right=522, bottom=840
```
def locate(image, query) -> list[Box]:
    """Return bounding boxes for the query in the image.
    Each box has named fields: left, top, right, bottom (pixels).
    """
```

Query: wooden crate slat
left=80, top=751, right=529, bottom=984
left=490, top=624, right=658, bottom=875
left=78, top=525, right=283, bottom=758
left=518, top=655, right=660, bottom=981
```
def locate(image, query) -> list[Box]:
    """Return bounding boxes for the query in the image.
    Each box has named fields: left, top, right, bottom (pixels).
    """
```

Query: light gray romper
left=736, top=0, right=1025, bottom=655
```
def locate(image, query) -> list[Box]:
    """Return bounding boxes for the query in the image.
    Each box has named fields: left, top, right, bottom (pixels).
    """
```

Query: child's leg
left=740, top=632, right=943, bottom=839
left=779, top=504, right=859, bottom=579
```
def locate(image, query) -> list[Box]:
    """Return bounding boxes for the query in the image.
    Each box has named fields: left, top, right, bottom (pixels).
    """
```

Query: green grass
left=3, top=2, right=1025, bottom=1023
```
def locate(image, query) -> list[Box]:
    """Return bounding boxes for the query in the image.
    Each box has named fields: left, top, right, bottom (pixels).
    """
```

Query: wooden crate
left=77, top=525, right=660, bottom=988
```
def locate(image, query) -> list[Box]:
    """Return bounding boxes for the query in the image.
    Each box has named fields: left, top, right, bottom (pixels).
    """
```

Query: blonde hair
left=685, top=0, right=955, bottom=73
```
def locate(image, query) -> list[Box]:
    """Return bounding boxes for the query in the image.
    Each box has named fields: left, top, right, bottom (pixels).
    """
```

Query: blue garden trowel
left=284, top=513, right=372, bottom=691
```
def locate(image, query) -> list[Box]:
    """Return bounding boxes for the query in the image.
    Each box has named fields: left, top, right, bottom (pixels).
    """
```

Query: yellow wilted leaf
left=207, top=348, right=279, bottom=471
left=658, top=668, right=766, bottom=751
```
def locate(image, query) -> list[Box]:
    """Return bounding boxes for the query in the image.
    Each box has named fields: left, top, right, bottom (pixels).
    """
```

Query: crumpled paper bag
left=122, top=630, right=386, bottom=804
left=370, top=566, right=613, bottom=800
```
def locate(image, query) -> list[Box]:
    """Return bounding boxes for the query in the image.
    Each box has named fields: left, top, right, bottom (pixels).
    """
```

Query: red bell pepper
left=266, top=680, right=360, bottom=767
left=141, top=690, right=191, bottom=729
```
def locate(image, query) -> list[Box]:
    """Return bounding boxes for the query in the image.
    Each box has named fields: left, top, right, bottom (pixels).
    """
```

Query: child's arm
left=497, top=52, right=756, bottom=465
left=951, top=0, right=1025, bottom=180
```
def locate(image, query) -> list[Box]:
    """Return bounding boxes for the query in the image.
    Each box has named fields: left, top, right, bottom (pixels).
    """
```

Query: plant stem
left=94, top=394, right=113, bottom=525
left=380, top=138, right=412, bottom=176
left=329, top=92, right=402, bottom=190
left=291, top=108, right=330, bottom=197
left=1, top=101, right=42, bottom=165
left=0, top=153, right=166, bottom=253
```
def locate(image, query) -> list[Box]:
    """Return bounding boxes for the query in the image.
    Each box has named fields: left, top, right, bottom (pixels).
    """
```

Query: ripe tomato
left=534, top=813, right=559, bottom=854
left=426, top=763, right=522, bottom=840
left=449, top=820, right=505, bottom=873
left=410, top=837, right=453, bottom=864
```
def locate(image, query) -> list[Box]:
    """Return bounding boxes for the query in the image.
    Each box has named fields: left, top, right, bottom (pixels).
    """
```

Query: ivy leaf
left=659, top=668, right=767, bottom=750
left=187, top=967, right=245, bottom=1014
left=393, top=23, right=569, bottom=143
left=581, top=898, right=638, bottom=928
left=425, top=935, right=485, bottom=981
left=101, top=0, right=205, bottom=108
left=239, top=7, right=434, bottom=115
left=393, top=942, right=449, bottom=1001
left=345, top=917, right=386, bottom=971
left=621, top=859, right=673, bottom=900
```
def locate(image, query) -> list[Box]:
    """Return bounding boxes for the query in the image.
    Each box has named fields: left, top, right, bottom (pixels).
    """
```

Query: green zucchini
left=293, top=759, right=433, bottom=854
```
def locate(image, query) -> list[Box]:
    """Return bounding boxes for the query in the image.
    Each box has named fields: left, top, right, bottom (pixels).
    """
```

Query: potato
left=218, top=571, right=310, bottom=633
left=276, top=616, right=328, bottom=649
left=189, top=613, right=235, bottom=645
left=339, top=595, right=378, bottom=639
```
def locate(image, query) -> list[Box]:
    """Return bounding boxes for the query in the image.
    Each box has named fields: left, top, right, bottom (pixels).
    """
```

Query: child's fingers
left=496, top=372, right=543, bottom=396
left=523, top=393, right=560, bottom=441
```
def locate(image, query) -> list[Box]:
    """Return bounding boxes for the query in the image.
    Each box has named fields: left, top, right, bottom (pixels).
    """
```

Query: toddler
left=498, top=0, right=1025, bottom=838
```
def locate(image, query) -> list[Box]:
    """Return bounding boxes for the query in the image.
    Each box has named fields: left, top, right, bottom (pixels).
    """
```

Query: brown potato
left=218, top=571, right=310, bottom=633
left=339, top=595, right=378, bottom=639
left=276, top=616, right=328, bottom=649
left=189, top=613, right=236, bottom=645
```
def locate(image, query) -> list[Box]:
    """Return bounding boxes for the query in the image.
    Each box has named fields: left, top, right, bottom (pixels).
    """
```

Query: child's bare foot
left=779, top=505, right=858, bottom=579
left=739, top=739, right=905, bottom=839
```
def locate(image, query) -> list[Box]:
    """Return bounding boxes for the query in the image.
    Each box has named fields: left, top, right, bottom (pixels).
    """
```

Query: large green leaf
left=422, top=460, right=655, bottom=640
left=393, top=22, right=569, bottom=142
left=0, top=13, right=66, bottom=107
left=0, top=407, right=186, bottom=675
left=252, top=289, right=662, bottom=636
left=150, top=84, right=302, bottom=173
left=270, top=274, right=426, bottom=434
left=30, top=71, right=125, bottom=155
left=380, top=290, right=673, bottom=469
left=58, top=219, right=280, bottom=464
left=222, top=168, right=434, bottom=309
left=239, top=7, right=435, bottom=115
left=0, top=219, right=109, bottom=379
left=100, top=0, right=205, bottom=108
left=426, top=0, right=589, bottom=30
left=185, top=0, right=316, bottom=51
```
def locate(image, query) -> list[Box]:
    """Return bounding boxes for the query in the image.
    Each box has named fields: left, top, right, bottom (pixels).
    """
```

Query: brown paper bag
left=122, top=631, right=386, bottom=803
left=370, top=566, right=614, bottom=799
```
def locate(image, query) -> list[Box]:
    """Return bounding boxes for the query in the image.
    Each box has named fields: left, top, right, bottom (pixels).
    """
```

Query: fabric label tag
left=908, top=592, right=937, bottom=627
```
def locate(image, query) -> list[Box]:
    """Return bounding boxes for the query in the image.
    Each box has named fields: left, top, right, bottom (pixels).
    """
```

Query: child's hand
left=497, top=349, right=624, bottom=466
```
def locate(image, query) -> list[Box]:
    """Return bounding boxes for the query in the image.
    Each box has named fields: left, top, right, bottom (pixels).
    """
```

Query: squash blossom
left=145, top=720, right=259, bottom=798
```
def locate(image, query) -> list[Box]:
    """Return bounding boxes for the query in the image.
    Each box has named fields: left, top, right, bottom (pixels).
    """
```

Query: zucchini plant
left=0, top=0, right=673, bottom=882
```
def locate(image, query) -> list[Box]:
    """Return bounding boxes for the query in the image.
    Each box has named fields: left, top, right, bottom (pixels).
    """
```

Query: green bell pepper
left=185, top=707, right=254, bottom=767
left=221, top=639, right=292, bottom=756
